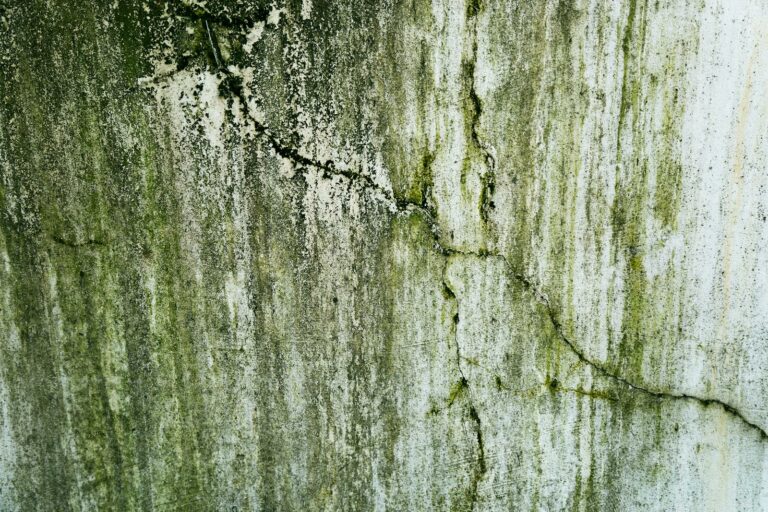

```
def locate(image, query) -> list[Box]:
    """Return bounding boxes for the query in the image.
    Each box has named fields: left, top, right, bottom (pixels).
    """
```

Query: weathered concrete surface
left=1, top=0, right=768, bottom=510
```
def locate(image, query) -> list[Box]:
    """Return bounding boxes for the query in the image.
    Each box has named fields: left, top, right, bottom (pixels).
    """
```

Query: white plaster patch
left=243, top=22, right=265, bottom=54
left=301, top=0, right=313, bottom=20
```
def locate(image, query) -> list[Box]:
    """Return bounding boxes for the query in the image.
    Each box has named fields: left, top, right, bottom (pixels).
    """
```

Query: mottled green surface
left=2, top=0, right=768, bottom=510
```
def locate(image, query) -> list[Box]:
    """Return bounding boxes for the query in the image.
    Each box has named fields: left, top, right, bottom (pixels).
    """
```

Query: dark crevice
left=442, top=269, right=486, bottom=510
left=464, top=3, right=496, bottom=227
left=444, top=249, right=768, bottom=442
left=511, top=269, right=768, bottom=442
left=171, top=4, right=767, bottom=450
left=238, top=91, right=401, bottom=208
left=468, top=405, right=486, bottom=476
left=144, top=17, right=441, bottom=230
left=170, top=2, right=272, bottom=30
left=203, top=23, right=443, bottom=228
left=51, top=235, right=107, bottom=249
left=205, top=23, right=384, bottom=194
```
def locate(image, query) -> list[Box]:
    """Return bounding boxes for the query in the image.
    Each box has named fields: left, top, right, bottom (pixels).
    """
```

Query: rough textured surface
left=2, top=0, right=768, bottom=510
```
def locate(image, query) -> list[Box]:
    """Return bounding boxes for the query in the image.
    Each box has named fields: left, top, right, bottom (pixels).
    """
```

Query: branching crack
left=445, top=250, right=768, bottom=442
left=177, top=5, right=767, bottom=452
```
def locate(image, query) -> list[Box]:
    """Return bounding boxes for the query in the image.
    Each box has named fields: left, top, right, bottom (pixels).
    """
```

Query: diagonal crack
left=511, top=269, right=768, bottom=441
left=444, top=249, right=768, bottom=442
left=191, top=9, right=768, bottom=451
left=215, top=44, right=768, bottom=444
left=209, top=21, right=768, bottom=441
left=213, top=58, right=440, bottom=225
left=200, top=21, right=434, bottom=216
left=144, top=18, right=441, bottom=232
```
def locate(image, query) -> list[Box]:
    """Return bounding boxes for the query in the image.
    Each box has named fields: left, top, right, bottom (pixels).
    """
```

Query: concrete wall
left=1, top=0, right=767, bottom=509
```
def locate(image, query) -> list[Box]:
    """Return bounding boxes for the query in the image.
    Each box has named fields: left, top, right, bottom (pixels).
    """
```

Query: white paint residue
left=301, top=0, right=313, bottom=20
left=224, top=269, right=254, bottom=348
left=145, top=271, right=157, bottom=331
left=243, top=22, right=265, bottom=53
left=267, top=7, right=284, bottom=26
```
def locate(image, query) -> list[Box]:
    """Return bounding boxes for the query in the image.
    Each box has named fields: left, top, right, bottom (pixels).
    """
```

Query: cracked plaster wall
left=2, top=0, right=768, bottom=510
